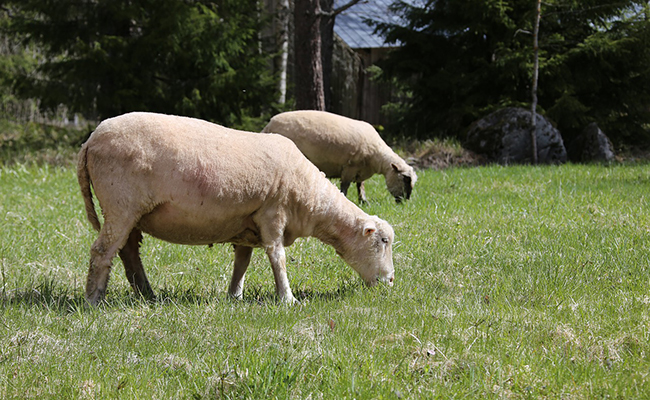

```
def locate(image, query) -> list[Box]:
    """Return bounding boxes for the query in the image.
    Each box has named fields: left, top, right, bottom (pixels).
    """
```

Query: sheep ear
left=363, top=222, right=376, bottom=237
left=391, top=163, right=399, bottom=172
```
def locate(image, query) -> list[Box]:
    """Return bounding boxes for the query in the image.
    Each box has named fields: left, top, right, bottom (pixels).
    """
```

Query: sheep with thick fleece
left=262, top=110, right=417, bottom=203
left=77, top=112, right=395, bottom=305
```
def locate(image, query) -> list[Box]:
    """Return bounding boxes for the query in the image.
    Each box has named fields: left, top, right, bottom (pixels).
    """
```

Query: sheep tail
left=77, top=144, right=101, bottom=232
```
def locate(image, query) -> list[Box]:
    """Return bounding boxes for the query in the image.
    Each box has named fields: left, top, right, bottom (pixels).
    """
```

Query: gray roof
left=333, top=0, right=405, bottom=49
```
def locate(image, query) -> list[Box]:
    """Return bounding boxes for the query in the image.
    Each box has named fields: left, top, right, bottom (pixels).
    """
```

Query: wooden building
left=330, top=0, right=402, bottom=126
left=261, top=0, right=404, bottom=127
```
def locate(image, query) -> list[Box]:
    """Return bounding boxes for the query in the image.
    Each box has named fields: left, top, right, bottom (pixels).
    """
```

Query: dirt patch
left=400, top=139, right=487, bottom=170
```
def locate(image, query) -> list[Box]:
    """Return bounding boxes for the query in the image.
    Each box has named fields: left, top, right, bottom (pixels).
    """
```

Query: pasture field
left=1, top=162, right=650, bottom=399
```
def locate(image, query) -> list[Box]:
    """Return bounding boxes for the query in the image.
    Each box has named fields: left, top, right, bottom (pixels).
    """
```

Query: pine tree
left=374, top=0, right=531, bottom=139
left=539, top=0, right=650, bottom=143
left=374, top=0, right=650, bottom=146
left=0, top=11, right=38, bottom=119
left=2, top=0, right=276, bottom=124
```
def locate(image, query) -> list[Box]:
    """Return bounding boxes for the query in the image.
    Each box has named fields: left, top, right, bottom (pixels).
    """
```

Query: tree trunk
left=530, top=0, right=541, bottom=165
left=294, top=0, right=325, bottom=110
left=277, top=0, right=290, bottom=104
left=322, top=0, right=363, bottom=112
left=294, top=0, right=362, bottom=111
left=320, top=0, right=334, bottom=111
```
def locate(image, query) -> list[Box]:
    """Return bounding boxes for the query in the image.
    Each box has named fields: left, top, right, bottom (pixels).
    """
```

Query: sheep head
left=386, top=163, right=418, bottom=203
left=341, top=216, right=395, bottom=287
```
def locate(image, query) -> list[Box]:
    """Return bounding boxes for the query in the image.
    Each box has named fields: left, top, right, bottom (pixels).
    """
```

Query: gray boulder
left=567, top=122, right=616, bottom=163
left=465, top=107, right=567, bottom=165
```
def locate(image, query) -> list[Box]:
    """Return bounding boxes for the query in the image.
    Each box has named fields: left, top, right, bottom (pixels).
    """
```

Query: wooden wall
left=330, top=35, right=394, bottom=127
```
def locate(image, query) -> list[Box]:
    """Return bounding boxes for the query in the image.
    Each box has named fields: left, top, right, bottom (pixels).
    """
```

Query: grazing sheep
left=262, top=110, right=417, bottom=203
left=77, top=112, right=395, bottom=305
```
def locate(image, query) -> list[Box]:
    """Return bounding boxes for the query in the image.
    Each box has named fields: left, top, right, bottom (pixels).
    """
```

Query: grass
left=1, top=162, right=650, bottom=398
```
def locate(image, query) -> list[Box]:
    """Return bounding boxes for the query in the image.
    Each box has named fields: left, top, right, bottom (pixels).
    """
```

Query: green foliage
left=0, top=119, right=89, bottom=166
left=541, top=3, right=650, bottom=143
left=2, top=0, right=277, bottom=125
left=0, top=13, right=38, bottom=108
left=2, top=163, right=650, bottom=397
left=374, top=0, right=650, bottom=146
left=374, top=0, right=533, bottom=139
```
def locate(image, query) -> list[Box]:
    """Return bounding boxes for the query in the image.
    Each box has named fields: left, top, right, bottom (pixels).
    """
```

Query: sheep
left=261, top=110, right=417, bottom=203
left=77, top=112, right=395, bottom=305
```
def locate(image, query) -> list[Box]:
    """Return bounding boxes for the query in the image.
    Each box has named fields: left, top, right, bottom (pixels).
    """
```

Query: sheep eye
left=381, top=237, right=389, bottom=244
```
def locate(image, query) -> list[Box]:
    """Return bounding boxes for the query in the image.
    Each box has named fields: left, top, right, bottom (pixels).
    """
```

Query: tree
left=320, top=0, right=364, bottom=111
left=276, top=0, right=291, bottom=104
left=294, top=0, right=326, bottom=110
left=537, top=1, right=650, bottom=144
left=373, top=0, right=650, bottom=146
left=1, top=0, right=276, bottom=124
left=374, top=0, right=532, bottom=139
left=530, top=0, right=541, bottom=164
left=0, top=10, right=39, bottom=120
left=293, top=0, right=362, bottom=110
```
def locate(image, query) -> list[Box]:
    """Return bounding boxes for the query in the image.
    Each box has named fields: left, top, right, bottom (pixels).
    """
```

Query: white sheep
left=77, top=112, right=395, bottom=305
left=262, top=110, right=417, bottom=203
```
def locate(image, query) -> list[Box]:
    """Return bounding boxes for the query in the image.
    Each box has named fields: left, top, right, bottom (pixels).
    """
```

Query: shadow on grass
left=295, top=279, right=363, bottom=302
left=237, top=278, right=363, bottom=305
left=0, top=279, right=87, bottom=314
left=0, top=279, right=364, bottom=312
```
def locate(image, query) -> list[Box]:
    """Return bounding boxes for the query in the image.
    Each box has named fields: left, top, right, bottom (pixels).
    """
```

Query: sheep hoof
left=228, top=292, right=243, bottom=301
left=137, top=292, right=156, bottom=303
left=279, top=294, right=299, bottom=305
left=85, top=289, right=106, bottom=306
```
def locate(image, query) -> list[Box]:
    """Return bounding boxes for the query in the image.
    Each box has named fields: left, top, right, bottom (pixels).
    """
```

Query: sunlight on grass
left=1, top=163, right=650, bottom=398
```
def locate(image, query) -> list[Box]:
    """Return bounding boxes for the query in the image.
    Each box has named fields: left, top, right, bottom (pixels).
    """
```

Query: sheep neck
left=364, top=142, right=401, bottom=177
left=310, top=187, right=364, bottom=258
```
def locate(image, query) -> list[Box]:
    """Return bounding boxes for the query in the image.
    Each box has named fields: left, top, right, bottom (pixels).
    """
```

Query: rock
left=567, top=122, right=616, bottom=163
left=465, top=107, right=567, bottom=165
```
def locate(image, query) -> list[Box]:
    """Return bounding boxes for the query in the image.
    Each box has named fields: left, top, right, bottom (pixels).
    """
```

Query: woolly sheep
left=262, top=110, right=417, bottom=203
left=77, top=112, right=395, bottom=305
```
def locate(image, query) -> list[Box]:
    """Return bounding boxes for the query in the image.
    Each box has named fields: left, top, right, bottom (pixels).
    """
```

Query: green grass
left=1, top=163, right=650, bottom=398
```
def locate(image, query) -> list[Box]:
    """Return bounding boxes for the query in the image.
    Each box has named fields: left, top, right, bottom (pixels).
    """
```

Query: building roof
left=333, top=0, right=405, bottom=49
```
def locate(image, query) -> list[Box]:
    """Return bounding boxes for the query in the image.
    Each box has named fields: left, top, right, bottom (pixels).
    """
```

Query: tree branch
left=332, top=0, right=364, bottom=18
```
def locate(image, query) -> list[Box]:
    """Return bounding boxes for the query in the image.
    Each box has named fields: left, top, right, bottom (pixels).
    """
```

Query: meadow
left=1, top=161, right=649, bottom=398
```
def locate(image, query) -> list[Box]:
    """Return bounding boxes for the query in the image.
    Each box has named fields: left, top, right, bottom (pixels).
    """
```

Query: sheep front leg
left=229, top=245, right=252, bottom=299
left=341, top=170, right=357, bottom=201
left=340, top=180, right=351, bottom=196
left=265, top=243, right=297, bottom=304
left=356, top=181, right=367, bottom=204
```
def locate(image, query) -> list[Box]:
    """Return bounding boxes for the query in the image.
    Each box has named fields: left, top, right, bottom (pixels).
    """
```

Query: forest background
left=0, top=0, right=649, bottom=153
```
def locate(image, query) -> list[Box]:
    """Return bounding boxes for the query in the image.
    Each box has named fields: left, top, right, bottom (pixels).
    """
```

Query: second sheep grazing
left=262, top=110, right=417, bottom=203
left=77, top=112, right=395, bottom=305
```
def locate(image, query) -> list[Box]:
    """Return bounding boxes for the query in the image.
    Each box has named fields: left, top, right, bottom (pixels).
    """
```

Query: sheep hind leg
left=118, top=228, right=155, bottom=301
left=86, top=221, right=135, bottom=306
left=228, top=245, right=252, bottom=299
